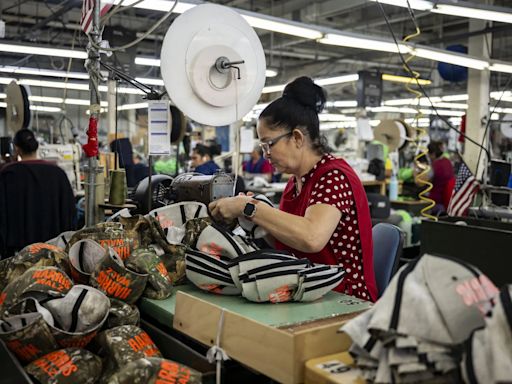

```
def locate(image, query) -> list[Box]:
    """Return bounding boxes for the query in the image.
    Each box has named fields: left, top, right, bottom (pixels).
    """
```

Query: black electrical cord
left=374, top=0, right=492, bottom=164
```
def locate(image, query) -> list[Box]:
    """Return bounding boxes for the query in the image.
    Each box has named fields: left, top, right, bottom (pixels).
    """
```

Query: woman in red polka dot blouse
left=210, top=77, right=377, bottom=302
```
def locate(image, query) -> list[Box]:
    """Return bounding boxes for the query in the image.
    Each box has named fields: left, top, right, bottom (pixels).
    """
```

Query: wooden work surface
left=140, top=284, right=370, bottom=329
left=140, top=285, right=371, bottom=384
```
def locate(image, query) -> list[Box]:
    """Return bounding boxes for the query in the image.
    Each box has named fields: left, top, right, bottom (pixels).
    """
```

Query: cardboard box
left=305, top=352, right=365, bottom=384
left=173, top=291, right=370, bottom=384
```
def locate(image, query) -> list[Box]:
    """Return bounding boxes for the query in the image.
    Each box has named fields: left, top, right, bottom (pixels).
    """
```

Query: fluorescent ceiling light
left=315, top=74, right=359, bottom=86
left=319, top=33, right=411, bottom=54
left=115, top=0, right=195, bottom=14
left=490, top=91, right=512, bottom=99
left=263, top=74, right=358, bottom=94
left=414, top=48, right=489, bottom=70
left=382, top=73, right=431, bottom=85
left=325, top=100, right=358, bottom=108
left=368, top=0, right=433, bottom=11
left=120, top=1, right=323, bottom=39
left=0, top=77, right=145, bottom=95
left=0, top=102, right=6, bottom=108
left=432, top=102, right=468, bottom=110
left=432, top=4, right=512, bottom=24
left=29, top=96, right=64, bottom=103
left=442, top=94, right=468, bottom=102
left=30, top=105, right=62, bottom=112
left=117, top=102, right=149, bottom=110
left=65, top=98, right=109, bottom=107
left=135, top=57, right=161, bottom=67
left=135, top=77, right=164, bottom=86
left=266, top=69, right=278, bottom=78
left=0, top=66, right=89, bottom=79
left=242, top=15, right=323, bottom=39
left=420, top=109, right=466, bottom=117
left=320, top=121, right=357, bottom=130
left=0, top=93, right=5, bottom=98
left=262, top=84, right=286, bottom=94
left=369, top=106, right=418, bottom=114
left=493, top=107, right=512, bottom=114
left=20, top=78, right=89, bottom=91
left=490, top=63, right=512, bottom=74
left=319, top=114, right=356, bottom=122
left=0, top=43, right=87, bottom=59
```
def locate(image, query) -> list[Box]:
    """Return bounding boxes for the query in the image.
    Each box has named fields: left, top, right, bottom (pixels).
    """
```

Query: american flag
left=447, top=162, right=480, bottom=217
left=81, top=0, right=112, bottom=35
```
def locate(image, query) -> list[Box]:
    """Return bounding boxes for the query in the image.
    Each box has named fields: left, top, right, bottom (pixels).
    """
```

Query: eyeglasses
left=259, top=132, right=292, bottom=153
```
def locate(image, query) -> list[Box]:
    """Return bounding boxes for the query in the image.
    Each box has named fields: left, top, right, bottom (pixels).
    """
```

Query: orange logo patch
left=200, top=242, right=223, bottom=259
left=29, top=243, right=62, bottom=254
left=99, top=239, right=131, bottom=260
left=95, top=267, right=133, bottom=300
left=156, top=360, right=191, bottom=384
left=156, top=262, right=171, bottom=281
left=33, top=350, right=78, bottom=377
left=269, top=285, right=292, bottom=303
left=127, top=331, right=160, bottom=357
left=32, top=269, right=72, bottom=291
left=6, top=340, right=41, bottom=363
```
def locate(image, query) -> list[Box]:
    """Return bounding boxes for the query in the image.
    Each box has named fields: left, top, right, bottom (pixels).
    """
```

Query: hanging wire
left=374, top=1, right=491, bottom=167
left=375, top=1, right=435, bottom=220
left=88, top=0, right=178, bottom=52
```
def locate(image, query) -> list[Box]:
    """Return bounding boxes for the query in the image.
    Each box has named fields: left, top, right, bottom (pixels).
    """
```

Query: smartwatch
left=243, top=200, right=258, bottom=219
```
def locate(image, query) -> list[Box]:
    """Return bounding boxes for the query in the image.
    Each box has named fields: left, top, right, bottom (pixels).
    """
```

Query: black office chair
left=373, top=223, right=405, bottom=298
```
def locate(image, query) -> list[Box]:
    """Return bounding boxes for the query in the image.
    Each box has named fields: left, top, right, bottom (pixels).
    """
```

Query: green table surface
left=139, top=284, right=372, bottom=329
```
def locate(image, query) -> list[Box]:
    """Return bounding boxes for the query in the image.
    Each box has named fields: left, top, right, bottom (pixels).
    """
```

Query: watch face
left=243, top=202, right=256, bottom=217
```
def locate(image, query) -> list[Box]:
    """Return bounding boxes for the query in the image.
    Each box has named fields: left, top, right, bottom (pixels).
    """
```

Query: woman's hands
left=209, top=194, right=253, bottom=222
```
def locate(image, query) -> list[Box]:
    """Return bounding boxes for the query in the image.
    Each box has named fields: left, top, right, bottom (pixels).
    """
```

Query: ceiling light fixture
left=30, top=105, right=62, bottom=112
left=319, top=33, right=411, bottom=54
left=0, top=76, right=145, bottom=95
left=315, top=74, right=359, bottom=86
left=0, top=66, right=89, bottom=79
left=265, top=68, right=278, bottom=78
left=262, top=74, right=358, bottom=94
left=368, top=0, right=433, bottom=11
left=135, top=57, right=161, bottom=66
left=0, top=43, right=87, bottom=59
left=432, top=3, right=512, bottom=24
left=413, top=47, right=489, bottom=70
left=325, top=100, right=358, bottom=108
left=241, top=15, right=323, bottom=39
left=489, top=62, right=512, bottom=74
left=382, top=73, right=431, bottom=85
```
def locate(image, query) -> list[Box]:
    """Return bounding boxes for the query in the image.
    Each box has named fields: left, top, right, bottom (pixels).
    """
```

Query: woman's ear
left=292, top=129, right=305, bottom=148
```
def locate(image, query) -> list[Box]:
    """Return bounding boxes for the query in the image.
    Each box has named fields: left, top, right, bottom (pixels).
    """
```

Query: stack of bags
left=341, top=254, right=499, bottom=383
left=185, top=247, right=345, bottom=303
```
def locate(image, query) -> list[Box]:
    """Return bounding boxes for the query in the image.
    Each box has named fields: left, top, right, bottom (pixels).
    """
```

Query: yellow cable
left=401, top=27, right=437, bottom=221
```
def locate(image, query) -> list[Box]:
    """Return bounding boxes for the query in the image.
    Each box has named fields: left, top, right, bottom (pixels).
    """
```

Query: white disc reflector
left=160, top=4, right=266, bottom=126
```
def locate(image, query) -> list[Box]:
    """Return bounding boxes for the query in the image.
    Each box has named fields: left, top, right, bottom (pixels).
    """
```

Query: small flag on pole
left=81, top=0, right=113, bottom=35
left=447, top=161, right=479, bottom=217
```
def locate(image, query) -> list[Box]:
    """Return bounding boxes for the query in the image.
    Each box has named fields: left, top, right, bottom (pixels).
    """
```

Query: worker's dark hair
left=259, top=76, right=330, bottom=154
left=193, top=143, right=211, bottom=158
left=428, top=141, right=444, bottom=158
left=13, top=129, right=38, bottom=154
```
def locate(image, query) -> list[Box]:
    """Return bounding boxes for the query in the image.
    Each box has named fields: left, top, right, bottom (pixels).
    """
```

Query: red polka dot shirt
left=296, top=154, right=371, bottom=301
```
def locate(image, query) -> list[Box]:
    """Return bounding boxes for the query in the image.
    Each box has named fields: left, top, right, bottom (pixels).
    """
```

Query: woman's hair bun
left=282, top=76, right=326, bottom=113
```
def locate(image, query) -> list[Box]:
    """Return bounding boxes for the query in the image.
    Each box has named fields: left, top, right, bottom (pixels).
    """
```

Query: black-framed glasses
left=259, top=132, right=292, bottom=153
